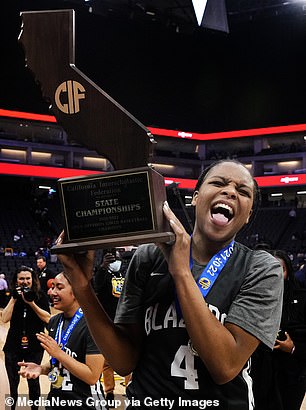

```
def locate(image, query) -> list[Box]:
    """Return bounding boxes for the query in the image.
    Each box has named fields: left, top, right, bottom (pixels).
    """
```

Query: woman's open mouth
left=211, top=203, right=234, bottom=226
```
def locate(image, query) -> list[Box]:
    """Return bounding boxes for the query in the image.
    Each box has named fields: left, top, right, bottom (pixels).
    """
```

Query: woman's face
left=192, top=162, right=254, bottom=244
left=49, top=273, right=75, bottom=311
left=16, top=271, right=33, bottom=288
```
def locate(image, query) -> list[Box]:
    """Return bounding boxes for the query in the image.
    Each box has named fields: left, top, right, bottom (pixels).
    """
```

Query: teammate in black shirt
left=18, top=272, right=106, bottom=410
left=57, top=160, right=283, bottom=410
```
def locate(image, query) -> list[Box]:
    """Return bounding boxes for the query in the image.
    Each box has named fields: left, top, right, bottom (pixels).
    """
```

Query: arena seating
left=1, top=174, right=306, bottom=284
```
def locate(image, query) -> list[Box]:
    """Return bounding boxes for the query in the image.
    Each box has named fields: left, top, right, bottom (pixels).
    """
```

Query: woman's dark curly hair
left=10, top=265, right=41, bottom=295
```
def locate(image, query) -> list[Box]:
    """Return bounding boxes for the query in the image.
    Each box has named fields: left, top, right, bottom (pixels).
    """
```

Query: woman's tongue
left=212, top=212, right=229, bottom=226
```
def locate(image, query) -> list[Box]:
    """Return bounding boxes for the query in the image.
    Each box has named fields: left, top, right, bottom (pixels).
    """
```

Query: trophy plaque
left=51, top=167, right=174, bottom=253
left=19, top=9, right=175, bottom=253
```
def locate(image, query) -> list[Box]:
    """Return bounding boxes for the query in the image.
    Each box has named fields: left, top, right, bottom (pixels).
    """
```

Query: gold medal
left=48, top=367, right=63, bottom=388
left=52, top=374, right=64, bottom=389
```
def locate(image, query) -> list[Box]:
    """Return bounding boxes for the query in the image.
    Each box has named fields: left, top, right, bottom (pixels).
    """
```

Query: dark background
left=2, top=1, right=306, bottom=133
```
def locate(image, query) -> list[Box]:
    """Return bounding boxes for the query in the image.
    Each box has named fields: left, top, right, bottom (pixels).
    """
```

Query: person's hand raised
left=55, top=230, right=95, bottom=291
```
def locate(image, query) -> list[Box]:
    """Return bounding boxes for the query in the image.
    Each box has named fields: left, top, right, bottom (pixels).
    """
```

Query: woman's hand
left=101, top=253, right=115, bottom=269
left=18, top=362, right=42, bottom=379
left=55, top=231, right=95, bottom=291
left=274, top=332, right=294, bottom=354
left=20, top=293, right=34, bottom=306
left=37, top=332, right=63, bottom=358
left=159, top=202, right=191, bottom=278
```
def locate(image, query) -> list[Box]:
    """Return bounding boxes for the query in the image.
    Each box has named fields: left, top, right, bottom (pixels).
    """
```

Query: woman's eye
left=239, top=189, right=251, bottom=197
left=210, top=180, right=224, bottom=186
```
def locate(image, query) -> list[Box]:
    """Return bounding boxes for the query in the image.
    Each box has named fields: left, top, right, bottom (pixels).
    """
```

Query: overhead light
left=152, top=163, right=175, bottom=170
left=270, top=193, right=283, bottom=197
left=39, top=185, right=51, bottom=190
left=297, top=191, right=306, bottom=194
left=1, top=149, right=26, bottom=155
left=83, top=156, right=105, bottom=162
left=165, top=179, right=174, bottom=185
left=83, top=157, right=107, bottom=167
left=1, top=149, right=26, bottom=159
left=277, top=161, right=300, bottom=166
left=32, top=152, right=52, bottom=159
left=192, top=0, right=208, bottom=25
left=185, top=195, right=193, bottom=205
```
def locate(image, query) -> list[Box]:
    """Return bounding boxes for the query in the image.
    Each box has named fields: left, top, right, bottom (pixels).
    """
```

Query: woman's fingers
left=163, top=202, right=185, bottom=234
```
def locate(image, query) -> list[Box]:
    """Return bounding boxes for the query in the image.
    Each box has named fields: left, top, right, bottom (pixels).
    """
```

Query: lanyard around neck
left=175, top=239, right=235, bottom=318
left=190, top=239, right=235, bottom=297
left=51, top=307, right=83, bottom=366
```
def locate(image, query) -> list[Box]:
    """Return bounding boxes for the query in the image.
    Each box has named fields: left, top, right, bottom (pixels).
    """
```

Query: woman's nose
left=221, top=186, right=237, bottom=199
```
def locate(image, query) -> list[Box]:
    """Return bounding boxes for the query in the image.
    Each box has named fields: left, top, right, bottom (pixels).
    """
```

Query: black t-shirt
left=3, top=292, right=50, bottom=353
left=38, top=267, right=55, bottom=294
left=94, top=267, right=125, bottom=320
left=46, top=312, right=106, bottom=410
left=115, top=242, right=283, bottom=410
left=251, top=282, right=306, bottom=409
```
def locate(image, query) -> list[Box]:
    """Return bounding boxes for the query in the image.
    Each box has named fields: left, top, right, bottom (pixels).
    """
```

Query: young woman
left=18, top=272, right=106, bottom=410
left=56, top=160, right=283, bottom=410
left=2, top=266, right=50, bottom=410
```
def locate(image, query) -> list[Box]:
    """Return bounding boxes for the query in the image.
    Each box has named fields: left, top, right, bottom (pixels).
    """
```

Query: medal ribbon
left=176, top=239, right=235, bottom=318
left=191, top=239, right=235, bottom=297
left=51, top=307, right=83, bottom=366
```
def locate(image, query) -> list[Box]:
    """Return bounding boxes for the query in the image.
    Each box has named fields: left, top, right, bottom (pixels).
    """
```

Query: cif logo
left=198, top=277, right=211, bottom=290
left=55, top=80, right=85, bottom=114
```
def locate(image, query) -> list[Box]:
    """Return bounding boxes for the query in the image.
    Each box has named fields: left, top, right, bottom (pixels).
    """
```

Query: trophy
left=19, top=9, right=175, bottom=252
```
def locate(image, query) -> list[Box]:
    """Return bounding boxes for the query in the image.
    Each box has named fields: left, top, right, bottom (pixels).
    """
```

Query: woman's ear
left=245, top=208, right=253, bottom=224
left=191, top=191, right=199, bottom=206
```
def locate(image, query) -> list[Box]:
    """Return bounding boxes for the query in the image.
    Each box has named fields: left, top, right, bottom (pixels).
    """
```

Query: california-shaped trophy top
left=19, top=9, right=155, bottom=170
